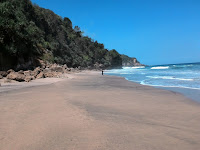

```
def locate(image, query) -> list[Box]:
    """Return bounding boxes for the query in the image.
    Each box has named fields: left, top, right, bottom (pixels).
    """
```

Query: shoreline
left=107, top=74, right=200, bottom=105
left=1, top=70, right=199, bottom=105
left=0, top=71, right=200, bottom=150
left=106, top=73, right=200, bottom=103
left=158, top=86, right=200, bottom=103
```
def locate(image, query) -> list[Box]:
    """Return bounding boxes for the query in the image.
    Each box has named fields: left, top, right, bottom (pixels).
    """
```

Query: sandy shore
left=0, top=71, right=200, bottom=150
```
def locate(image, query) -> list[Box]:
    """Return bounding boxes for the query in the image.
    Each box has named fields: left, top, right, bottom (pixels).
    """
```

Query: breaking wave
left=105, top=62, right=200, bottom=90
left=151, top=66, right=169, bottom=69
left=147, top=76, right=193, bottom=81
left=132, top=66, right=145, bottom=69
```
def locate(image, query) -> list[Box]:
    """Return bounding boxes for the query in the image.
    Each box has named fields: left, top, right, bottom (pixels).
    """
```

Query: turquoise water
left=105, top=62, right=200, bottom=102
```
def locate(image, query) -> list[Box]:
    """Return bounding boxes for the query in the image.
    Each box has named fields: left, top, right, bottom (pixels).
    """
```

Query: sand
left=0, top=71, right=200, bottom=150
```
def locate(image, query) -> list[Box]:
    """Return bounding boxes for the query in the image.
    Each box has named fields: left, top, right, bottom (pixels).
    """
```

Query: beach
left=0, top=71, right=200, bottom=150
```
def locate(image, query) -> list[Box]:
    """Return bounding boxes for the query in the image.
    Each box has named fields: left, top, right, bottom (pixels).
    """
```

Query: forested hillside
left=0, top=0, right=123, bottom=70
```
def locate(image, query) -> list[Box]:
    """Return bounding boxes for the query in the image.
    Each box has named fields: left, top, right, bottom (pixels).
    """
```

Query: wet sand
left=0, top=71, right=200, bottom=150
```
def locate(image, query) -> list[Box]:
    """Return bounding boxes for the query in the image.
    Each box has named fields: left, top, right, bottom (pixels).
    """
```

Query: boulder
left=7, top=69, right=14, bottom=74
left=36, top=72, right=45, bottom=79
left=7, top=72, right=25, bottom=82
left=67, top=68, right=71, bottom=71
left=18, top=70, right=24, bottom=74
left=50, top=66, right=63, bottom=73
left=78, top=66, right=81, bottom=70
left=37, top=59, right=46, bottom=69
left=43, top=68, right=50, bottom=74
left=70, top=68, right=75, bottom=72
left=0, top=71, right=8, bottom=77
left=55, top=72, right=62, bottom=78
left=44, top=72, right=55, bottom=78
left=25, top=76, right=35, bottom=82
left=44, top=71, right=61, bottom=78
left=24, top=70, right=31, bottom=76
left=63, top=64, right=67, bottom=69
left=31, top=67, right=41, bottom=77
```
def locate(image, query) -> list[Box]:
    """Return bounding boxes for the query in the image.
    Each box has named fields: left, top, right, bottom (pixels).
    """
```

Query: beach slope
left=0, top=72, right=200, bottom=150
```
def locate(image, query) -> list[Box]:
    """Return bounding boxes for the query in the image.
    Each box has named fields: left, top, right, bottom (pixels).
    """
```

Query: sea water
left=105, top=62, right=200, bottom=102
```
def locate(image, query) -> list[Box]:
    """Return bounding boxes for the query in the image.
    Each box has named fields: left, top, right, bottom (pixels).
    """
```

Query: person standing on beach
left=102, top=70, right=104, bottom=75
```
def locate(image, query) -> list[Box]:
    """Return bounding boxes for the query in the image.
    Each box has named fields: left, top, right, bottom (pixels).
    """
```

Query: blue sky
left=31, top=0, right=200, bottom=65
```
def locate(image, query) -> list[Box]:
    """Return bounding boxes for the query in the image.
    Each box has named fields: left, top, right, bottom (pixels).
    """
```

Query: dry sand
left=0, top=71, right=200, bottom=150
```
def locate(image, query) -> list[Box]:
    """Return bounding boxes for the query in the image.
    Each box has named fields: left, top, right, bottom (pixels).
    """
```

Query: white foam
left=176, top=78, right=193, bottom=81
left=151, top=66, right=169, bottom=69
left=119, top=73, right=133, bottom=75
left=140, top=81, right=200, bottom=90
left=184, top=64, right=193, bottom=67
left=146, top=76, right=193, bottom=81
left=132, top=66, right=145, bottom=69
left=122, top=67, right=132, bottom=69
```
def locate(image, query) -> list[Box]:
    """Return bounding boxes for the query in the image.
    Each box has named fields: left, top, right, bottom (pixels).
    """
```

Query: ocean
left=105, top=62, right=200, bottom=102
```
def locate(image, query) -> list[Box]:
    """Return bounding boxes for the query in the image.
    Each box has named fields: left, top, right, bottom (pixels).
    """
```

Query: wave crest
left=151, top=66, right=169, bottom=69
left=147, top=76, right=193, bottom=81
left=132, top=66, right=145, bottom=69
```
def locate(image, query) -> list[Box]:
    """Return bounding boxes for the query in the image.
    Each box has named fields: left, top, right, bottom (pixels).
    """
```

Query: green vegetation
left=1, top=0, right=144, bottom=70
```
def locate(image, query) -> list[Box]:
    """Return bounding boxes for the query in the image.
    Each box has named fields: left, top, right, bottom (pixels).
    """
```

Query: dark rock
left=18, top=70, right=24, bottom=74
left=0, top=71, right=8, bottom=77
left=25, top=76, right=35, bottom=82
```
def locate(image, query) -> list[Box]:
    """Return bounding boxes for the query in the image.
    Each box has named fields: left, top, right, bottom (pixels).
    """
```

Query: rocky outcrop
left=94, top=63, right=105, bottom=70
left=31, top=67, right=41, bottom=77
left=121, top=55, right=144, bottom=67
left=25, top=76, right=35, bottom=82
left=0, top=71, right=8, bottom=77
left=1, top=62, right=81, bottom=83
left=7, top=72, right=26, bottom=82
left=36, top=72, right=45, bottom=79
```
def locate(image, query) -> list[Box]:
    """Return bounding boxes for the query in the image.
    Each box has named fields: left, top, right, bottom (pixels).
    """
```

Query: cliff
left=121, top=55, right=144, bottom=67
